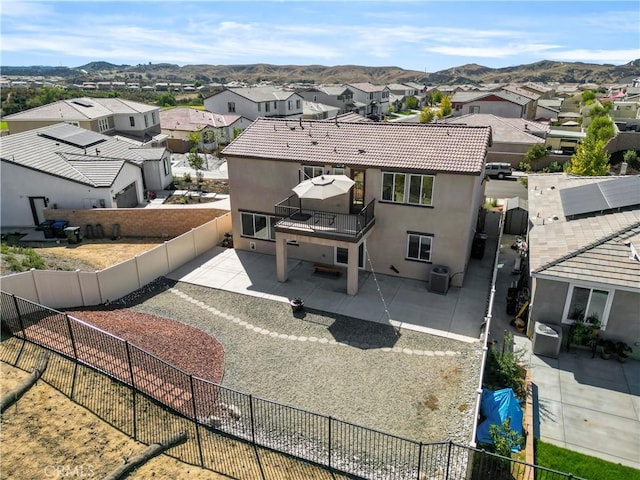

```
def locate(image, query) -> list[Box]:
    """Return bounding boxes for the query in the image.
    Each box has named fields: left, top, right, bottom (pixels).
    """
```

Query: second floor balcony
left=274, top=195, right=375, bottom=242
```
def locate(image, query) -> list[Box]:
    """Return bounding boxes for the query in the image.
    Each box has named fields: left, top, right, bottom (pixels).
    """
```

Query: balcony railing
left=274, top=195, right=375, bottom=241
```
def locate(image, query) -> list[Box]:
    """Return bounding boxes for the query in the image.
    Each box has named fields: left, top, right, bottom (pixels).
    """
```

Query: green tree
left=187, top=146, right=204, bottom=176
left=437, top=96, right=452, bottom=118
left=567, top=136, right=610, bottom=176
left=489, top=418, right=523, bottom=457
left=428, top=90, right=442, bottom=106
left=232, top=127, right=243, bottom=140
left=156, top=92, right=176, bottom=107
left=188, top=131, right=202, bottom=149
left=523, top=144, right=549, bottom=171
left=587, top=115, right=615, bottom=142
left=623, top=149, right=638, bottom=168
left=581, top=89, right=596, bottom=104
left=405, top=95, right=419, bottom=110
left=419, top=107, right=435, bottom=123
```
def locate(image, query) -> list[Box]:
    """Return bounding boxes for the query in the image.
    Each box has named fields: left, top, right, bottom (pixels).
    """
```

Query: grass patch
left=0, top=240, right=46, bottom=273
left=0, top=121, right=8, bottom=130
left=535, top=439, right=640, bottom=480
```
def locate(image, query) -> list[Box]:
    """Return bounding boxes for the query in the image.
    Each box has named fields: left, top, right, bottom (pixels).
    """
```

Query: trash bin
left=64, top=226, right=82, bottom=244
left=471, top=233, right=488, bottom=259
left=52, top=220, right=69, bottom=238
left=38, top=220, right=56, bottom=239
left=533, top=322, right=562, bottom=358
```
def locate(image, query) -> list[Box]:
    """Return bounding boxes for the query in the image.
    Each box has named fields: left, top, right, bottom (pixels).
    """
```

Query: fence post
left=445, top=441, right=453, bottom=480
left=249, top=394, right=256, bottom=445
left=328, top=416, right=332, bottom=470
left=124, top=341, right=137, bottom=439
left=65, top=315, right=78, bottom=359
left=11, top=294, right=26, bottom=338
left=189, top=375, right=205, bottom=468
left=416, top=442, right=423, bottom=480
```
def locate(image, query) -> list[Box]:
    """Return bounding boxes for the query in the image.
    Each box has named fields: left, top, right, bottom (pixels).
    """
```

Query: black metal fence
left=0, top=291, right=582, bottom=480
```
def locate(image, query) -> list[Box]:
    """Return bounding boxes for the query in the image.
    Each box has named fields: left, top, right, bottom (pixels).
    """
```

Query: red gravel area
left=66, top=308, right=224, bottom=385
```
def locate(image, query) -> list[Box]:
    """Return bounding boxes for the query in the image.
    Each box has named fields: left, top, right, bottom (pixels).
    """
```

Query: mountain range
left=2, top=59, right=639, bottom=85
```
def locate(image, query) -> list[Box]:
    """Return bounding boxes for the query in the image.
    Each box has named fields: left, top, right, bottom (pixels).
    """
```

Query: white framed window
left=335, top=242, right=366, bottom=269
left=265, top=102, right=271, bottom=113
left=470, top=106, right=480, bottom=114
left=257, top=103, right=261, bottom=112
left=296, top=99, right=301, bottom=109
left=98, top=118, right=109, bottom=132
left=144, top=114, right=149, bottom=128
left=562, top=284, right=613, bottom=329
left=288, top=100, right=293, bottom=110
left=303, top=165, right=323, bottom=179
left=273, top=101, right=277, bottom=110
left=333, top=167, right=345, bottom=175
left=406, top=233, right=433, bottom=262
left=151, top=112, right=157, bottom=124
left=381, top=172, right=434, bottom=206
left=240, top=212, right=278, bottom=241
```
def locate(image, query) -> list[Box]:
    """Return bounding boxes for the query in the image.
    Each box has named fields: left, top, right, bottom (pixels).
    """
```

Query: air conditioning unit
left=429, top=266, right=450, bottom=295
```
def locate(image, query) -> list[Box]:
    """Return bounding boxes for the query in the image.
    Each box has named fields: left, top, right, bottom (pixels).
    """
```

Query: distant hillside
left=3, top=60, right=638, bottom=85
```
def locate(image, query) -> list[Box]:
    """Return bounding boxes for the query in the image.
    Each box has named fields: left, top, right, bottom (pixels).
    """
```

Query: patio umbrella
left=293, top=174, right=355, bottom=200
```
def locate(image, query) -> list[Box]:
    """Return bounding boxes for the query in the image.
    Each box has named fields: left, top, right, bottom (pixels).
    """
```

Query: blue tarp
left=476, top=388, right=523, bottom=452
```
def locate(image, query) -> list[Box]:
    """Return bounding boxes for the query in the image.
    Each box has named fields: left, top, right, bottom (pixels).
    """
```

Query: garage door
left=115, top=182, right=138, bottom=208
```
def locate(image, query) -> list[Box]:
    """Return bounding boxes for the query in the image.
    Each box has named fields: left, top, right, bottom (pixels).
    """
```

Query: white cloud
left=544, top=49, right=640, bottom=65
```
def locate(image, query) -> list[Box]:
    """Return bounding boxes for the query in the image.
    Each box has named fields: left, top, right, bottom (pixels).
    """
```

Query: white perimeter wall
left=0, top=213, right=232, bottom=309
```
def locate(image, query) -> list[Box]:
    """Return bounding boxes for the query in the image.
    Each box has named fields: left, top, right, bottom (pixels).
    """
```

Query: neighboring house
left=302, top=101, right=340, bottom=120
left=3, top=97, right=165, bottom=145
left=221, top=118, right=492, bottom=295
left=451, top=90, right=536, bottom=119
left=610, top=100, right=640, bottom=132
left=525, top=173, right=640, bottom=346
left=0, top=124, right=170, bottom=227
left=536, top=98, right=563, bottom=121
left=347, top=83, right=391, bottom=117
left=203, top=86, right=304, bottom=121
left=387, top=83, right=420, bottom=111
left=443, top=114, right=549, bottom=166
left=159, top=107, right=252, bottom=153
left=297, top=85, right=359, bottom=115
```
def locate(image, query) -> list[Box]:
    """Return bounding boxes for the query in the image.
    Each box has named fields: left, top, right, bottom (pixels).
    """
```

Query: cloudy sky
left=2, top=0, right=639, bottom=72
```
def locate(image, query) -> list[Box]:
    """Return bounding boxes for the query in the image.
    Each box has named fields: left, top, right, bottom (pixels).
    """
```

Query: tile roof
left=4, top=97, right=156, bottom=121
left=528, top=173, right=640, bottom=289
left=0, top=124, right=146, bottom=187
left=443, top=114, right=547, bottom=144
left=222, top=118, right=491, bottom=174
left=222, top=86, right=299, bottom=102
left=348, top=82, right=386, bottom=93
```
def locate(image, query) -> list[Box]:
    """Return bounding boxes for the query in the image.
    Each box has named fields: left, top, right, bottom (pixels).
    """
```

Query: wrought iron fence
left=0, top=291, right=582, bottom=480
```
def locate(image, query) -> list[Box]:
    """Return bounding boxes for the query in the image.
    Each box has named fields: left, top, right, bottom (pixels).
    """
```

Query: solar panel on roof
left=561, top=177, right=640, bottom=217
left=38, top=123, right=106, bottom=148
left=71, top=99, right=94, bottom=108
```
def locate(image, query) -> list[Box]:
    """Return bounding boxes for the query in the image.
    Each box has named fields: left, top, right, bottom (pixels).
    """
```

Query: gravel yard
left=114, top=279, right=482, bottom=445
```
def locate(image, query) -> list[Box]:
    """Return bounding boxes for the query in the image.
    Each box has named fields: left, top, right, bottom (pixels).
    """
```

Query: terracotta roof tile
left=222, top=118, right=491, bottom=174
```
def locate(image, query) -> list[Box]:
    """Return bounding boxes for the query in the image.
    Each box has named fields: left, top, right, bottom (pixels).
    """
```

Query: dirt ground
left=0, top=363, right=228, bottom=480
left=6, top=237, right=166, bottom=272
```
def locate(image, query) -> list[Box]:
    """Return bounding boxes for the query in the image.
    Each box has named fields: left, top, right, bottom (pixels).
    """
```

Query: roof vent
left=311, top=140, right=318, bottom=145
left=358, top=149, right=365, bottom=154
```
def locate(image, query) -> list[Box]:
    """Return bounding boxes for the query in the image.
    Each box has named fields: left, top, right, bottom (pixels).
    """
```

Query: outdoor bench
left=313, top=263, right=342, bottom=276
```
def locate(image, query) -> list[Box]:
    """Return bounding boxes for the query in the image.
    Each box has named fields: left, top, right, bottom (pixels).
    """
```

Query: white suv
left=484, top=162, right=513, bottom=179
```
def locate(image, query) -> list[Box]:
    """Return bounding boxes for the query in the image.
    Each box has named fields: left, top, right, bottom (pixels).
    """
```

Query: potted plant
left=598, top=338, right=616, bottom=360
left=615, top=341, right=632, bottom=363
left=514, top=317, right=526, bottom=333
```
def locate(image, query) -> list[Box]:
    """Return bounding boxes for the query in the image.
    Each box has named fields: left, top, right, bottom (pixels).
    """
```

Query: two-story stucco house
left=347, top=83, right=391, bottom=118
left=222, top=118, right=492, bottom=295
left=297, top=85, right=361, bottom=116
left=204, top=86, right=304, bottom=121
left=4, top=97, right=165, bottom=144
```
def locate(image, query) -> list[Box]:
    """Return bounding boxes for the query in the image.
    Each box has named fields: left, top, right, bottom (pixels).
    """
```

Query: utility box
left=533, top=322, right=562, bottom=358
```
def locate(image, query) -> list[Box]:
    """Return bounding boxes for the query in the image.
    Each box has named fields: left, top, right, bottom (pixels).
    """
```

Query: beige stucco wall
left=6, top=119, right=95, bottom=134
left=227, top=155, right=484, bottom=286
left=530, top=276, right=640, bottom=347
